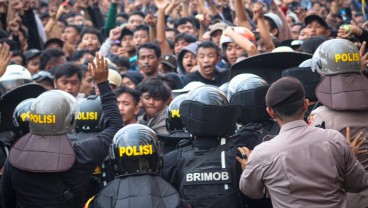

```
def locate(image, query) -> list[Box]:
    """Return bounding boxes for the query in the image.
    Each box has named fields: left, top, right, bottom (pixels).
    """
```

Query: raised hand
left=252, top=2, right=264, bottom=20
left=145, top=10, right=156, bottom=27
left=154, top=0, right=170, bottom=10
left=88, top=53, right=109, bottom=84
left=0, top=43, right=12, bottom=78
left=109, top=27, right=123, bottom=41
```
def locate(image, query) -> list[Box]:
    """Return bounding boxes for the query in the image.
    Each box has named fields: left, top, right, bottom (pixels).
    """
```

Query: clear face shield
left=0, top=79, right=32, bottom=94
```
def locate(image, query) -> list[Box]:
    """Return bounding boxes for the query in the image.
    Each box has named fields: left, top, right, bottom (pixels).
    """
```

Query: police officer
left=163, top=85, right=246, bottom=208
left=158, top=93, right=191, bottom=154
left=308, top=39, right=368, bottom=208
left=74, top=95, right=115, bottom=198
left=228, top=74, right=279, bottom=149
left=1, top=54, right=124, bottom=208
left=85, top=124, right=182, bottom=208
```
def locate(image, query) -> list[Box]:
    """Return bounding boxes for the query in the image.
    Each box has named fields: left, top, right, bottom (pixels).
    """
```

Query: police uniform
left=163, top=86, right=248, bottom=208
left=1, top=81, right=123, bottom=208
left=239, top=77, right=368, bottom=208
left=308, top=39, right=368, bottom=208
left=85, top=124, right=182, bottom=208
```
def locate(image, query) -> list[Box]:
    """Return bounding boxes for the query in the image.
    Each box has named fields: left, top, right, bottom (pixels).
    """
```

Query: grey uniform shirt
left=239, top=120, right=368, bottom=208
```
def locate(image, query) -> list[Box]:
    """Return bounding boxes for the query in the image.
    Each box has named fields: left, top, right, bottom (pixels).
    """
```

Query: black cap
left=24, top=49, right=41, bottom=61
left=121, top=71, right=144, bottom=85
left=120, top=28, right=133, bottom=39
left=265, top=77, right=305, bottom=107
left=304, top=15, right=329, bottom=29
left=32, top=71, right=55, bottom=82
left=44, top=38, right=64, bottom=49
left=161, top=54, right=177, bottom=69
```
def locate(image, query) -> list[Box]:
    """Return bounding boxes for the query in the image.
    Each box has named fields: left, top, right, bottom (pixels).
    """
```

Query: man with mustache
left=138, top=43, right=161, bottom=78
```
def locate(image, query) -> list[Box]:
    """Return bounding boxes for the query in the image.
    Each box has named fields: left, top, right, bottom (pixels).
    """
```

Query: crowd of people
left=0, top=0, right=368, bottom=207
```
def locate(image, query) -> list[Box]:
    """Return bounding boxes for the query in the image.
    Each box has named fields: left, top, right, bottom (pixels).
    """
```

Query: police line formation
left=0, top=37, right=367, bottom=208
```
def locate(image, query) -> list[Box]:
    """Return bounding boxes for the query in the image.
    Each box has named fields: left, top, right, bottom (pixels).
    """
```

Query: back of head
left=76, top=95, right=104, bottom=133
left=266, top=77, right=305, bottom=121
left=12, top=98, right=35, bottom=139
left=301, top=36, right=328, bottom=54
left=39, top=48, right=65, bottom=71
left=29, top=90, right=78, bottom=135
left=312, top=39, right=360, bottom=75
left=180, top=86, right=240, bottom=137
left=109, top=124, right=161, bottom=175
left=166, top=94, right=187, bottom=133
left=228, top=74, right=270, bottom=124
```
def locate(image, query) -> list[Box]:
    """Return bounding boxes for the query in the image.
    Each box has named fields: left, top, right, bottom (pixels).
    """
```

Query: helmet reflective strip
left=221, top=138, right=228, bottom=190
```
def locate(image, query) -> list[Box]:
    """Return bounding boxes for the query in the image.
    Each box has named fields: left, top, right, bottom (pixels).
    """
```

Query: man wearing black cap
left=237, top=77, right=368, bottom=207
left=24, top=49, right=41, bottom=75
left=304, top=15, right=331, bottom=38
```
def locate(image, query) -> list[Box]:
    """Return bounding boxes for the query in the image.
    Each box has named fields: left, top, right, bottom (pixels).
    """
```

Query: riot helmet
left=228, top=74, right=270, bottom=124
left=12, top=98, right=35, bottom=139
left=109, top=124, right=161, bottom=175
left=219, top=82, right=229, bottom=99
left=311, top=39, right=360, bottom=75
left=0, top=65, right=32, bottom=94
left=165, top=94, right=187, bottom=133
left=76, top=95, right=104, bottom=132
left=228, top=74, right=268, bottom=99
left=29, top=90, right=79, bottom=135
left=186, top=85, right=228, bottom=105
left=180, top=86, right=240, bottom=137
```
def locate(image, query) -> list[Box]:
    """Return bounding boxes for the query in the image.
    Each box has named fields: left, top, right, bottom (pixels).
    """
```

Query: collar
left=279, top=120, right=308, bottom=134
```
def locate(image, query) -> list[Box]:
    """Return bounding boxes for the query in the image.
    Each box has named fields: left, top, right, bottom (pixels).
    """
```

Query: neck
left=276, top=114, right=305, bottom=128
left=198, top=69, right=215, bottom=80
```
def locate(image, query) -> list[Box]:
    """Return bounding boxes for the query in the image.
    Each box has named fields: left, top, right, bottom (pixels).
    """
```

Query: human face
left=79, top=71, right=94, bottom=96
left=138, top=48, right=160, bottom=77
left=55, top=73, right=81, bottom=97
left=133, top=30, right=149, bottom=48
left=62, top=27, right=80, bottom=44
left=128, top=15, right=144, bottom=30
left=141, top=92, right=167, bottom=118
left=174, top=39, right=189, bottom=55
left=291, top=24, right=302, bottom=40
left=117, top=93, right=140, bottom=125
left=11, top=56, right=23, bottom=65
left=177, top=22, right=196, bottom=36
left=74, top=15, right=85, bottom=25
left=121, top=35, right=135, bottom=53
left=298, top=28, right=308, bottom=40
left=197, top=47, right=220, bottom=79
left=306, top=20, right=328, bottom=37
left=165, top=30, right=176, bottom=42
left=81, top=33, right=101, bottom=52
left=182, top=51, right=197, bottom=73
left=122, top=77, right=136, bottom=90
left=26, top=56, right=40, bottom=75
left=225, top=42, right=245, bottom=65
left=210, top=30, right=222, bottom=48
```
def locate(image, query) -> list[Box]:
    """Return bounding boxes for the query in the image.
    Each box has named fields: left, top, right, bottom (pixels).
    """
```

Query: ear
left=303, top=99, right=310, bottom=112
left=266, top=107, right=276, bottom=119
left=54, top=79, right=57, bottom=89
left=271, top=28, right=278, bottom=37
left=134, top=101, right=142, bottom=115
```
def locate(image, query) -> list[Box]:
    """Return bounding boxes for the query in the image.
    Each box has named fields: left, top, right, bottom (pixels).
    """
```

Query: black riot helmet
left=12, top=98, right=35, bottom=139
left=76, top=95, right=105, bottom=132
left=228, top=74, right=270, bottom=124
left=165, top=93, right=187, bottom=133
left=109, top=124, right=162, bottom=175
left=180, top=85, right=240, bottom=137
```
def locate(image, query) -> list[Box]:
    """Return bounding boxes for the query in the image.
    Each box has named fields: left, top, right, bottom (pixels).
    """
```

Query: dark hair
left=291, top=22, right=303, bottom=29
left=70, top=50, right=93, bottom=63
left=272, top=99, right=305, bottom=120
left=11, top=50, right=26, bottom=66
left=130, top=11, right=145, bottom=19
left=40, top=48, right=65, bottom=71
left=159, top=72, right=183, bottom=90
left=0, top=38, right=18, bottom=51
left=197, top=41, right=221, bottom=57
left=140, top=77, right=171, bottom=101
left=114, top=86, right=141, bottom=105
left=174, top=17, right=196, bottom=29
left=117, top=12, right=129, bottom=20
left=54, top=63, right=83, bottom=81
left=138, top=42, right=161, bottom=59
left=133, top=25, right=149, bottom=35
left=166, top=28, right=178, bottom=34
left=301, top=36, right=328, bottom=54
left=167, top=39, right=174, bottom=50
left=80, top=28, right=102, bottom=44
left=174, top=33, right=197, bottom=44
left=63, top=25, right=82, bottom=34
left=110, top=55, right=130, bottom=68
left=355, top=12, right=364, bottom=18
